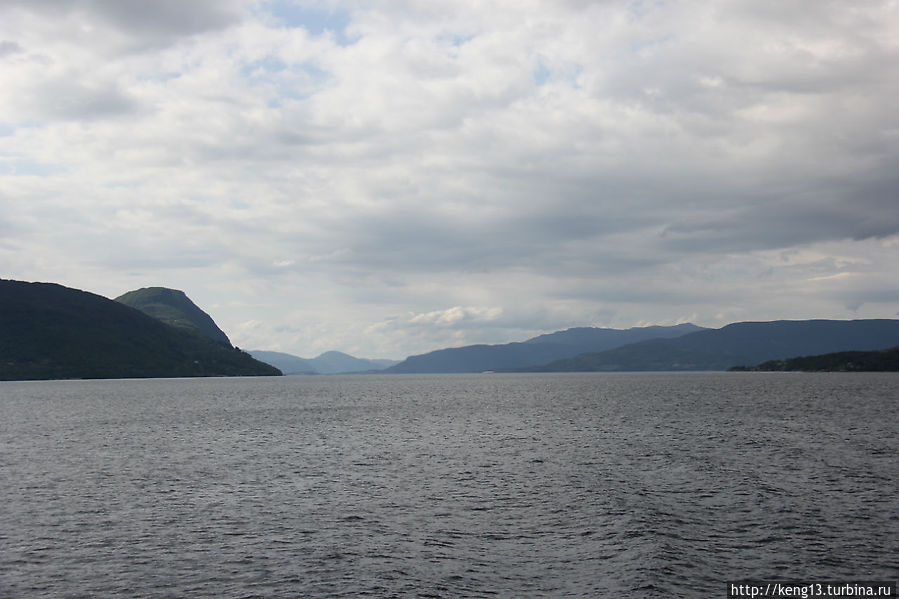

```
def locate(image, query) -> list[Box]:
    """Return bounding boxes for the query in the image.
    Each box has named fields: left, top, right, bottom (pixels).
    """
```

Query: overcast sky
left=1, top=0, right=897, bottom=359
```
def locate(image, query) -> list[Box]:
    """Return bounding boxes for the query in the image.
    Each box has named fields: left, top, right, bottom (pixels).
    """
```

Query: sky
left=1, top=0, right=897, bottom=360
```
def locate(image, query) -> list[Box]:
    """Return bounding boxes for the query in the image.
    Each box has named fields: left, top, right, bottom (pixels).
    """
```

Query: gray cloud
left=31, top=78, right=137, bottom=120
left=88, top=0, right=244, bottom=38
left=0, top=40, right=23, bottom=57
left=1, top=0, right=245, bottom=47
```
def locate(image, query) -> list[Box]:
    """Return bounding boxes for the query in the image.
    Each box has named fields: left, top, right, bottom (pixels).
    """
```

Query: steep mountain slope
left=386, top=324, right=706, bottom=373
left=0, top=280, right=281, bottom=380
left=115, top=287, right=232, bottom=346
left=525, top=320, right=899, bottom=371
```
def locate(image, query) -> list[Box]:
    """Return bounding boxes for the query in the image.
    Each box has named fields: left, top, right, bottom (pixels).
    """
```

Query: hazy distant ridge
left=250, top=350, right=400, bottom=374
left=385, top=324, right=705, bottom=373
left=523, top=320, right=899, bottom=372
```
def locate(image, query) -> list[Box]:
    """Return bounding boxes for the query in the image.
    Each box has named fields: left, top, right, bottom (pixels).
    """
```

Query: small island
left=729, top=346, right=899, bottom=372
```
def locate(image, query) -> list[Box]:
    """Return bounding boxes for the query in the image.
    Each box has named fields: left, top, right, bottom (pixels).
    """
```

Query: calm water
left=1, top=373, right=896, bottom=598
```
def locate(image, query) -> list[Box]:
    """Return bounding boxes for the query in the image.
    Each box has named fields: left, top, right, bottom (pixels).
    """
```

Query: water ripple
left=1, top=373, right=897, bottom=598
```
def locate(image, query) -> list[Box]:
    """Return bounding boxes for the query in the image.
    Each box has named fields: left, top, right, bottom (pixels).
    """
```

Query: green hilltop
left=115, top=286, right=232, bottom=346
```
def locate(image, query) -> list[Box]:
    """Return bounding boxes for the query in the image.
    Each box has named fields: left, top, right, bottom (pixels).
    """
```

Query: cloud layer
left=1, top=0, right=897, bottom=358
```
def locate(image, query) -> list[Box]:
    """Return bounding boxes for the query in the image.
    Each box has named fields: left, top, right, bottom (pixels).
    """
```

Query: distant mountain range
left=517, top=320, right=899, bottom=372
left=249, top=350, right=316, bottom=374
left=0, top=280, right=281, bottom=380
left=385, top=324, right=705, bottom=373
left=249, top=350, right=399, bottom=375
left=5, top=278, right=899, bottom=380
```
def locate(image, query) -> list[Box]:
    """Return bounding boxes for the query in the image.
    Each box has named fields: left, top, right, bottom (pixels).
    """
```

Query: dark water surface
left=1, top=373, right=896, bottom=598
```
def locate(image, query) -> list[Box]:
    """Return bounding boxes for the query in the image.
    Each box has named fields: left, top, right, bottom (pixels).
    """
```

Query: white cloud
left=0, top=0, right=897, bottom=359
left=408, top=306, right=504, bottom=327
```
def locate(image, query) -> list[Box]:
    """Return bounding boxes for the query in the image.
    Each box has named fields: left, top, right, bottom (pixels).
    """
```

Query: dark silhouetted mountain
left=115, top=286, right=232, bottom=346
left=730, top=346, right=899, bottom=372
left=385, top=324, right=706, bottom=373
left=0, top=279, right=281, bottom=380
left=522, top=320, right=899, bottom=372
left=250, top=350, right=400, bottom=374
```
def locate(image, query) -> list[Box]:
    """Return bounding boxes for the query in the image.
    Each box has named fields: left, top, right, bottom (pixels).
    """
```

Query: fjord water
left=1, top=373, right=896, bottom=598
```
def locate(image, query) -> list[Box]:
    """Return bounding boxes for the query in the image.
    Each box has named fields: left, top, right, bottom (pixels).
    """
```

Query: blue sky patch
left=533, top=62, right=552, bottom=87
left=259, top=1, right=355, bottom=46
left=3, top=159, right=66, bottom=176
